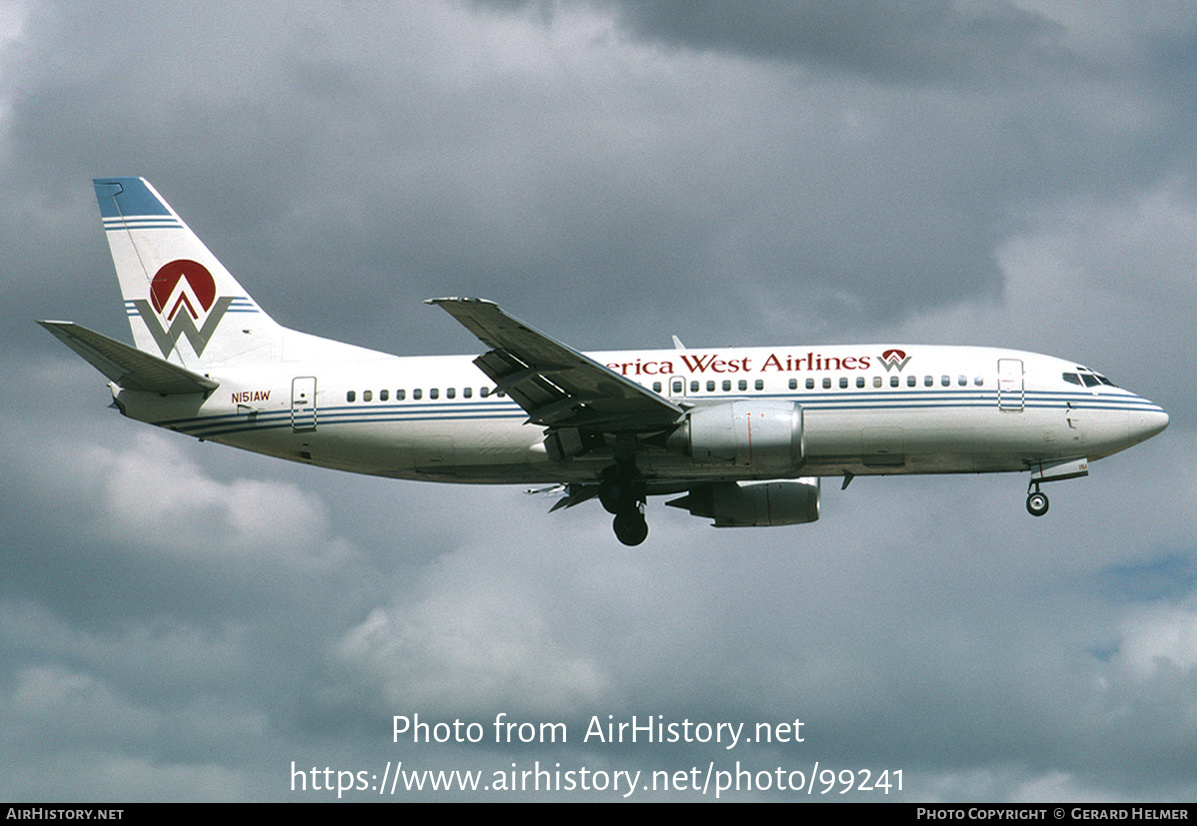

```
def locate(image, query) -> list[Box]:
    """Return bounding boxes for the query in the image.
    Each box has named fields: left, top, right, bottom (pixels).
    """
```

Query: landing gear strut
left=1024, top=458, right=1089, bottom=517
left=1026, top=483, right=1049, bottom=517
left=600, top=464, right=648, bottom=546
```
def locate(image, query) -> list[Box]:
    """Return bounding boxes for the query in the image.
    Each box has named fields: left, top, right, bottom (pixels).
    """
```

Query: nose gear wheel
left=1025, top=482, right=1049, bottom=517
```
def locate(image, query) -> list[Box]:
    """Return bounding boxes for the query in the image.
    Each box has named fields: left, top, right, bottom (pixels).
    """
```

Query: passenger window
left=839, top=377, right=849, bottom=389
left=363, top=390, right=373, bottom=402
left=907, top=375, right=916, bottom=387
left=941, top=375, right=950, bottom=387
left=652, top=381, right=662, bottom=393
left=463, top=387, right=471, bottom=398
left=397, top=389, right=406, bottom=400
left=413, top=389, right=422, bottom=400
left=875, top=376, right=884, bottom=388
left=706, top=380, right=715, bottom=392
left=788, top=378, right=798, bottom=390
left=690, top=380, right=699, bottom=393
left=739, top=379, right=748, bottom=391
left=924, top=375, right=933, bottom=387
left=480, top=387, right=489, bottom=397
left=822, top=377, right=832, bottom=389
left=890, top=376, right=900, bottom=387
left=755, top=379, right=764, bottom=391
left=722, top=380, right=731, bottom=392
left=806, top=378, right=815, bottom=390
left=430, top=388, right=439, bottom=399
left=958, top=375, right=967, bottom=386
left=974, top=376, right=983, bottom=386
left=672, top=379, right=684, bottom=394
left=380, top=389, right=389, bottom=401
left=447, top=387, right=456, bottom=399
left=347, top=390, right=356, bottom=403
left=856, top=376, right=865, bottom=388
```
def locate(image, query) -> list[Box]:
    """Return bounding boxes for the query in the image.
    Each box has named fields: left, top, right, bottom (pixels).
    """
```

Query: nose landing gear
left=1026, top=484, right=1049, bottom=517
left=1024, top=458, right=1088, bottom=517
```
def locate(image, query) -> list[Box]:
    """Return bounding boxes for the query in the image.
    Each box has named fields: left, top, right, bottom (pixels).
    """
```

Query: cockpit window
left=1070, top=367, right=1117, bottom=388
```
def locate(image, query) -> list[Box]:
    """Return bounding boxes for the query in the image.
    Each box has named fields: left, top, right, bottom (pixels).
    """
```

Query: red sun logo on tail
left=134, top=259, right=233, bottom=358
left=150, top=259, right=217, bottom=320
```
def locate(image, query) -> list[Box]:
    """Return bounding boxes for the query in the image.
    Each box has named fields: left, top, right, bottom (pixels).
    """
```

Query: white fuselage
left=60, top=177, right=1170, bottom=542
left=112, top=339, right=1169, bottom=486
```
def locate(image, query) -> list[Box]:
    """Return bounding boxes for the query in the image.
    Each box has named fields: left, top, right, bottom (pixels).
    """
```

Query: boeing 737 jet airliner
left=41, top=178, right=1169, bottom=544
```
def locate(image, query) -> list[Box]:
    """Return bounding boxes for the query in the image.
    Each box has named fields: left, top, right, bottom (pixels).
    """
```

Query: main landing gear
left=1026, top=483, right=1049, bottom=517
left=599, top=464, right=648, bottom=546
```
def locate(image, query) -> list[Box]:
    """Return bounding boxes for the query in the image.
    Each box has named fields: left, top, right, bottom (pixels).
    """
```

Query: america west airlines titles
left=605, top=350, right=884, bottom=378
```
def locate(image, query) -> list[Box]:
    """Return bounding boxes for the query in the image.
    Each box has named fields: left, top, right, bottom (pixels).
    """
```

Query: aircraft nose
left=1129, top=404, right=1169, bottom=443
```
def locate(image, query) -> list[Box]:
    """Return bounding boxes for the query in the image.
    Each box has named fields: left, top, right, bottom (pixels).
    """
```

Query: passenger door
left=997, top=359, right=1024, bottom=411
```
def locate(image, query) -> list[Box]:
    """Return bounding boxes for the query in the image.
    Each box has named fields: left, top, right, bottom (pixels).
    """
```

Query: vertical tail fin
left=94, top=177, right=283, bottom=368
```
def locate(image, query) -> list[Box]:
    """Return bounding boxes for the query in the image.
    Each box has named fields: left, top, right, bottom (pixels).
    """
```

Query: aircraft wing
left=38, top=320, right=219, bottom=395
left=427, top=297, right=683, bottom=432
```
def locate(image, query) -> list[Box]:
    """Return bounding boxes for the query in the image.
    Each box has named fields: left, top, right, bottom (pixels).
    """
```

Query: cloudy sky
left=2, top=0, right=1195, bottom=802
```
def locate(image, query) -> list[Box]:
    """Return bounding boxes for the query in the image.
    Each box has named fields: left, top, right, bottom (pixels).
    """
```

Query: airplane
left=40, top=178, right=1170, bottom=545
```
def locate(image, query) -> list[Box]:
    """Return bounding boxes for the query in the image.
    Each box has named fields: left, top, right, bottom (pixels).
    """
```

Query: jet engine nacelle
left=667, top=399, right=803, bottom=470
left=667, top=479, right=821, bottom=527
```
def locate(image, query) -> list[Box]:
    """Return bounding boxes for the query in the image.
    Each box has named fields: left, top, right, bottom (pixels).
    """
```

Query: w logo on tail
left=134, top=259, right=233, bottom=357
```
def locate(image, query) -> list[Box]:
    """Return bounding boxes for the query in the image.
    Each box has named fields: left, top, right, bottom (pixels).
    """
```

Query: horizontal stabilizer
left=38, top=320, right=219, bottom=395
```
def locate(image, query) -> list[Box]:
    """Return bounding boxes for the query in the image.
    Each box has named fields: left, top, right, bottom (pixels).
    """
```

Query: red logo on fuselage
left=879, top=348, right=911, bottom=372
